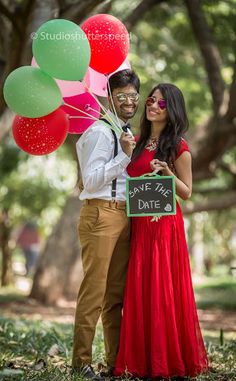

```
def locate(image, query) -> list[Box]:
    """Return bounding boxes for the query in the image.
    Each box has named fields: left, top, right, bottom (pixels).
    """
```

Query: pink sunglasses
left=145, top=96, right=166, bottom=110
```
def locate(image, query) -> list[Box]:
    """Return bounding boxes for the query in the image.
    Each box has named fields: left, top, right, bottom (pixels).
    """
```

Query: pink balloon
left=111, top=58, right=131, bottom=75
left=83, top=59, right=131, bottom=97
left=61, top=92, right=100, bottom=134
left=31, top=57, right=86, bottom=97
left=84, top=67, right=107, bottom=97
left=56, top=79, right=86, bottom=98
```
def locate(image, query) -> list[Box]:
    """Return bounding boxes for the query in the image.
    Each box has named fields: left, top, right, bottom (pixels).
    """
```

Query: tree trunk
left=30, top=193, right=82, bottom=304
left=64, top=255, right=83, bottom=301
left=190, top=213, right=205, bottom=275
left=0, top=209, right=13, bottom=286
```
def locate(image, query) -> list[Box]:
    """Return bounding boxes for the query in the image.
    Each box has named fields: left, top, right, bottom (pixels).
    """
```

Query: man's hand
left=120, top=132, right=136, bottom=157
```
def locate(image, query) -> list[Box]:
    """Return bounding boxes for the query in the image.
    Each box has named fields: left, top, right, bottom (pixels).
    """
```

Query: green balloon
left=32, top=19, right=91, bottom=81
left=3, top=66, right=62, bottom=118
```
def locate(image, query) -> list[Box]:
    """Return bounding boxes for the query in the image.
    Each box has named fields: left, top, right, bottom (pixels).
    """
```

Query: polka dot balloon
left=12, top=109, right=69, bottom=155
left=81, top=14, right=130, bottom=74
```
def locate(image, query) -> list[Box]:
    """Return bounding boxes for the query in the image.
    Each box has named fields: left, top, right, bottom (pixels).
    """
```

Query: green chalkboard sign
left=126, top=175, right=176, bottom=217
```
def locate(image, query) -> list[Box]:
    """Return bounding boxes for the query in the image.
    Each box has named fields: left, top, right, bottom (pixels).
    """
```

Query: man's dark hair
left=107, top=69, right=140, bottom=96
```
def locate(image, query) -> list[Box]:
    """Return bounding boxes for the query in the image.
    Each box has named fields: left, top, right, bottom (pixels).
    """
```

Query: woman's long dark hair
left=132, top=83, right=189, bottom=165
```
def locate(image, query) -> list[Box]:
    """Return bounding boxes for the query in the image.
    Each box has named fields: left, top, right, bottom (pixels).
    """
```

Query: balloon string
left=88, top=105, right=121, bottom=120
left=105, top=74, right=122, bottom=130
left=86, top=106, right=101, bottom=116
left=82, top=79, right=122, bottom=132
left=64, top=102, right=120, bottom=134
left=90, top=106, right=121, bottom=133
left=88, top=106, right=114, bottom=119
left=70, top=104, right=121, bottom=134
left=69, top=115, right=96, bottom=120
left=88, top=106, right=121, bottom=133
left=63, top=102, right=99, bottom=121
left=82, top=79, right=109, bottom=117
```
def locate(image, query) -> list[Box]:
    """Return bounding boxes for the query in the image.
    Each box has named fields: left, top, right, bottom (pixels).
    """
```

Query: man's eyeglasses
left=145, top=96, right=166, bottom=110
left=114, top=93, right=140, bottom=103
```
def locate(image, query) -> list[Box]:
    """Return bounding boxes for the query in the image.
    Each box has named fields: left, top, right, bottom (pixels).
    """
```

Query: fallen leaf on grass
left=48, top=343, right=60, bottom=357
left=33, top=359, right=47, bottom=370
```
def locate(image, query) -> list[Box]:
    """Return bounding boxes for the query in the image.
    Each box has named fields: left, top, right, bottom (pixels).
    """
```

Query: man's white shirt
left=76, top=113, right=131, bottom=201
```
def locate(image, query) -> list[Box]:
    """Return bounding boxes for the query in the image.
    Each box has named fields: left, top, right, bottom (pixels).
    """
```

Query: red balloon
left=12, top=109, right=69, bottom=155
left=81, top=14, right=129, bottom=74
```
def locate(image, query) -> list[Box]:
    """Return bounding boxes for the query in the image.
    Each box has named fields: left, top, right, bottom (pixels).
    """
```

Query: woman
left=114, top=84, right=208, bottom=378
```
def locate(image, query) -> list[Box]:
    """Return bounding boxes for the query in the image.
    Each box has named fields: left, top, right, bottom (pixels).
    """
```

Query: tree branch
left=193, top=160, right=236, bottom=193
left=0, top=0, right=21, bottom=33
left=220, top=161, right=236, bottom=175
left=91, top=0, right=112, bottom=15
left=60, top=0, right=106, bottom=23
left=193, top=185, right=235, bottom=195
left=182, top=191, right=236, bottom=215
left=191, top=116, right=236, bottom=181
left=227, top=51, right=236, bottom=120
left=0, top=109, right=15, bottom=141
left=184, top=0, right=225, bottom=113
left=124, top=0, right=164, bottom=31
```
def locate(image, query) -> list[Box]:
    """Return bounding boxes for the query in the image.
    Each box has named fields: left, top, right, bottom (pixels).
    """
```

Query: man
left=16, top=221, right=40, bottom=276
left=72, top=69, right=140, bottom=380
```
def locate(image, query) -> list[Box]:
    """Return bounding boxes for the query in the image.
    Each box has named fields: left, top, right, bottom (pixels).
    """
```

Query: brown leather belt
left=85, top=199, right=126, bottom=210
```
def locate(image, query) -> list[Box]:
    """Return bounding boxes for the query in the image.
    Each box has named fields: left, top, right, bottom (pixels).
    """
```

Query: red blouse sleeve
left=176, top=138, right=190, bottom=159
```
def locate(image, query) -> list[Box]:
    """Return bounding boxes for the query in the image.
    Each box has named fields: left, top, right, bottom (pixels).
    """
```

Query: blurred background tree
left=0, top=0, right=236, bottom=304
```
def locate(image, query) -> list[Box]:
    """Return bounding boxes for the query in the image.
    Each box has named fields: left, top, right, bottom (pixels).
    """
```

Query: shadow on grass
left=194, top=278, right=236, bottom=310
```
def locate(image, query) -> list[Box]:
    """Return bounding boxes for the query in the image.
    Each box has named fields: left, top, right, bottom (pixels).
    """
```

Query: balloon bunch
left=3, top=15, right=130, bottom=155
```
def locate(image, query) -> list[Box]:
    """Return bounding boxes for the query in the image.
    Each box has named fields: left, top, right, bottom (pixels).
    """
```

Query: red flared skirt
left=114, top=203, right=208, bottom=378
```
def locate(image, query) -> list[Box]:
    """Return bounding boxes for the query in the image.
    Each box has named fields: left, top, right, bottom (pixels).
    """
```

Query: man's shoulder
left=89, top=121, right=113, bottom=136
left=77, top=120, right=113, bottom=145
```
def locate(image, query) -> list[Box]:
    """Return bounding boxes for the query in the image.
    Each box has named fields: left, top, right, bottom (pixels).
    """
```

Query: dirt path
left=0, top=297, right=236, bottom=334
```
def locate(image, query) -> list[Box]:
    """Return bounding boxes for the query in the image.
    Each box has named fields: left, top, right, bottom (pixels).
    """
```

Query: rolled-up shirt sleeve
left=77, top=129, right=131, bottom=194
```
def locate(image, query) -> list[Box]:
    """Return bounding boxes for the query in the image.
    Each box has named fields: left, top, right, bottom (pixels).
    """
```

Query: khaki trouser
left=72, top=199, right=130, bottom=368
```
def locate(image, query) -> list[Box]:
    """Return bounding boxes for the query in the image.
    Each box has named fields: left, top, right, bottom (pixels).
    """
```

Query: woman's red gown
left=114, top=140, right=208, bottom=378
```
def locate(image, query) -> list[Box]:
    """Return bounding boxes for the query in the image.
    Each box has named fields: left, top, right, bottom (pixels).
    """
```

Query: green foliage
left=112, top=0, right=236, bottom=129
left=202, top=0, right=236, bottom=68
left=0, top=141, right=22, bottom=177
left=186, top=145, right=236, bottom=271
left=203, top=211, right=236, bottom=268
left=0, top=142, right=77, bottom=235
left=124, top=3, right=212, bottom=128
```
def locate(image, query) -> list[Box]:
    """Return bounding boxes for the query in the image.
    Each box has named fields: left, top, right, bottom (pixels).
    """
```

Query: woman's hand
left=151, top=152, right=192, bottom=200
left=150, top=159, right=168, bottom=174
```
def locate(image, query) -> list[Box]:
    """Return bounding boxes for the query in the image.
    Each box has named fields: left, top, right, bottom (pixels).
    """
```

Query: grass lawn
left=0, top=317, right=235, bottom=381
left=0, top=275, right=235, bottom=380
